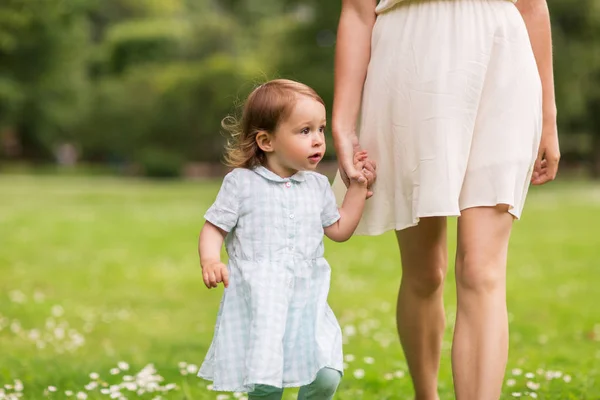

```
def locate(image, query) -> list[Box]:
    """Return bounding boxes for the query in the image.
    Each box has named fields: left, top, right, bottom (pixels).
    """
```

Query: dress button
left=289, top=214, right=294, bottom=219
left=285, top=181, right=291, bottom=188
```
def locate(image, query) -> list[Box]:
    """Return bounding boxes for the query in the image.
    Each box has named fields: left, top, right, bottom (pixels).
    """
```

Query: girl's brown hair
left=222, top=79, right=325, bottom=169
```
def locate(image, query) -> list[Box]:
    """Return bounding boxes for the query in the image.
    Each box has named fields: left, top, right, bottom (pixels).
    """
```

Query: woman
left=330, top=0, right=559, bottom=399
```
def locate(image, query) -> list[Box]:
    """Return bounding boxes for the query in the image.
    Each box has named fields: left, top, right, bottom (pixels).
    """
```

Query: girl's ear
left=256, top=131, right=274, bottom=153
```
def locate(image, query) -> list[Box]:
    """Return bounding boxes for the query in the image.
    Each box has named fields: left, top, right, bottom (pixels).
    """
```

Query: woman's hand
left=531, top=121, right=560, bottom=185
left=336, top=134, right=376, bottom=197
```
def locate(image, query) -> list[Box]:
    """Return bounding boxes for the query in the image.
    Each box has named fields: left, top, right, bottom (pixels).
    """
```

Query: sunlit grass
left=1, top=174, right=599, bottom=399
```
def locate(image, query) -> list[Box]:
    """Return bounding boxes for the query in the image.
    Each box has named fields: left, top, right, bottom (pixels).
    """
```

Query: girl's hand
left=337, top=135, right=364, bottom=183
left=353, top=151, right=377, bottom=192
left=201, top=260, right=229, bottom=289
left=531, top=121, right=560, bottom=185
left=337, top=134, right=377, bottom=197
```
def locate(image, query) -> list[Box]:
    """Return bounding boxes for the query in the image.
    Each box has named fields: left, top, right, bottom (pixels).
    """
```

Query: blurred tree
left=1, top=0, right=600, bottom=177
left=550, top=0, right=600, bottom=176
left=0, top=0, right=89, bottom=160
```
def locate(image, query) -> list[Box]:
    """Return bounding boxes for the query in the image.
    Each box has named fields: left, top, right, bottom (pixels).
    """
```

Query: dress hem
left=354, top=200, right=522, bottom=236
left=197, top=363, right=343, bottom=393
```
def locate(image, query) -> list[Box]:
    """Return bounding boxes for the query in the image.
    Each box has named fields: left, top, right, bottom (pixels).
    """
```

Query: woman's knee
left=403, top=263, right=446, bottom=297
left=312, top=368, right=341, bottom=397
left=456, top=250, right=505, bottom=293
left=455, top=206, right=512, bottom=294
left=397, top=217, right=448, bottom=297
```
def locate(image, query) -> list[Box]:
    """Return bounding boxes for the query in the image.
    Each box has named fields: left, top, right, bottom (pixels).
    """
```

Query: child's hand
left=201, top=260, right=229, bottom=289
left=363, top=159, right=377, bottom=189
left=352, top=151, right=376, bottom=193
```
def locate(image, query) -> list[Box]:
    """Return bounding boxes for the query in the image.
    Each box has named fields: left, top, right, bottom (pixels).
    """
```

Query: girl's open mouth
left=308, top=153, right=322, bottom=163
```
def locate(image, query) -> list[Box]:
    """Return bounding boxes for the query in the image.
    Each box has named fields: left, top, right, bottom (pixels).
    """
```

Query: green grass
left=1, top=174, right=599, bottom=399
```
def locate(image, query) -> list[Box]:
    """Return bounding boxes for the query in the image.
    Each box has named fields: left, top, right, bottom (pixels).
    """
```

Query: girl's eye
left=301, top=127, right=310, bottom=134
left=319, top=125, right=326, bottom=133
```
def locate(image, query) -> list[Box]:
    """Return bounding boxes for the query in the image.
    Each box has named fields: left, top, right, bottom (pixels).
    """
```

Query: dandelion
left=530, top=393, right=538, bottom=399
left=545, top=370, right=562, bottom=380
left=525, top=372, right=535, bottom=379
left=65, top=391, right=73, bottom=396
left=10, top=322, right=21, bottom=334
left=178, top=362, right=187, bottom=369
left=512, top=393, right=522, bottom=397
left=217, top=395, right=230, bottom=400
left=526, top=382, right=540, bottom=391
left=343, top=325, right=356, bottom=337
left=186, top=364, right=198, bottom=374
left=110, top=368, right=120, bottom=375
left=363, top=357, right=375, bottom=364
left=84, top=382, right=97, bottom=391
left=13, top=381, right=23, bottom=392
left=51, top=305, right=64, bottom=317
left=394, top=370, right=405, bottom=379
left=76, top=392, right=87, bottom=399
left=100, top=389, right=110, bottom=395
left=89, top=373, right=99, bottom=380
left=34, top=291, right=45, bottom=303
left=207, top=385, right=214, bottom=391
left=353, top=369, right=365, bottom=379
left=384, top=373, right=394, bottom=380
left=564, top=375, right=572, bottom=383
left=47, top=386, right=57, bottom=392
left=506, top=379, right=516, bottom=387
left=344, top=354, right=355, bottom=362
left=118, top=361, right=129, bottom=371
left=512, top=368, right=523, bottom=376
left=9, top=290, right=26, bottom=303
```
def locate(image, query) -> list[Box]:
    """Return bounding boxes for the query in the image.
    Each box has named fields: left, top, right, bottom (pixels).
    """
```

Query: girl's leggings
left=248, top=367, right=341, bottom=400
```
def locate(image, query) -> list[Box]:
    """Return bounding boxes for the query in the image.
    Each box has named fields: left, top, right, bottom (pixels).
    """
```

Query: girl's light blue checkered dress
left=198, top=166, right=344, bottom=392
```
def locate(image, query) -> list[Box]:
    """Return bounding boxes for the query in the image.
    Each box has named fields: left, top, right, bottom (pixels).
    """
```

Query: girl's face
left=258, top=95, right=327, bottom=177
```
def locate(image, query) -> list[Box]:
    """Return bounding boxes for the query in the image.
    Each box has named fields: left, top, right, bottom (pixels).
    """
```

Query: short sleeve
left=320, top=177, right=341, bottom=228
left=204, top=171, right=240, bottom=232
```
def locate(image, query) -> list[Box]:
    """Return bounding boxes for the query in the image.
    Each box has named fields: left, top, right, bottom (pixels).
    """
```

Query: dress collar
left=253, top=165, right=306, bottom=182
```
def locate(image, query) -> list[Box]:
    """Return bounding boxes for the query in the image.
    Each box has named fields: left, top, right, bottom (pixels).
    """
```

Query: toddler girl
left=197, top=79, right=375, bottom=400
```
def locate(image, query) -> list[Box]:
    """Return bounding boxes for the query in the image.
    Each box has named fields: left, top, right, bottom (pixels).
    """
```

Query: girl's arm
left=516, top=0, right=560, bottom=184
left=325, top=153, right=373, bottom=242
left=332, top=0, right=377, bottom=186
left=324, top=182, right=368, bottom=242
left=198, top=222, right=229, bottom=288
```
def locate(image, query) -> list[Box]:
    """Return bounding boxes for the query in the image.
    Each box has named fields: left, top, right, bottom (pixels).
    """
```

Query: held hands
left=352, top=151, right=376, bottom=192
left=202, top=260, right=229, bottom=289
left=337, top=137, right=377, bottom=197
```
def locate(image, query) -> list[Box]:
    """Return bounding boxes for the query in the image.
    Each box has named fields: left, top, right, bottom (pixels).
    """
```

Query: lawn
left=1, top=174, right=599, bottom=400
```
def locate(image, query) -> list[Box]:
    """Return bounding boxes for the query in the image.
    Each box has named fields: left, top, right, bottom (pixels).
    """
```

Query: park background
left=1, top=0, right=599, bottom=399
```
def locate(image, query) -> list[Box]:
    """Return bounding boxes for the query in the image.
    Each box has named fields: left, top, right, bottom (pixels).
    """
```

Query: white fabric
left=332, top=0, right=542, bottom=235
left=376, top=0, right=517, bottom=15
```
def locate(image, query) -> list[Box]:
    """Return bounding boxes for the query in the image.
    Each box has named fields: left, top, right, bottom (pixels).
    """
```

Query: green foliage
left=137, top=147, right=184, bottom=178
left=1, top=0, right=600, bottom=173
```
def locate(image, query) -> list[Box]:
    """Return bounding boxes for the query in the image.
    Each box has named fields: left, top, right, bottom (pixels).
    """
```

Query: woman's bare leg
left=396, top=217, right=448, bottom=400
left=452, top=205, right=514, bottom=400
